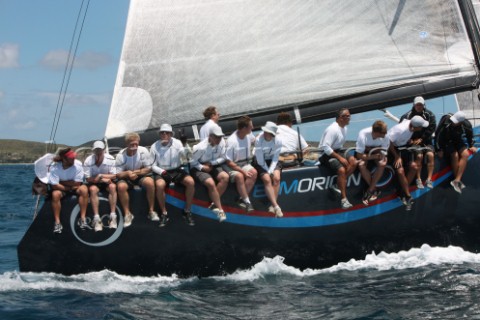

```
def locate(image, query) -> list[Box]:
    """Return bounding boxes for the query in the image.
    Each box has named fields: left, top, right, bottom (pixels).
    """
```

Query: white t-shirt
left=199, top=119, right=217, bottom=141
left=115, top=146, right=151, bottom=172
left=83, top=154, right=117, bottom=178
left=254, top=133, right=282, bottom=173
left=277, top=124, right=308, bottom=153
left=150, top=137, right=186, bottom=173
left=319, top=121, right=347, bottom=156
left=191, top=138, right=226, bottom=170
left=225, top=131, right=256, bottom=163
left=356, top=127, right=390, bottom=154
left=388, top=119, right=413, bottom=147
left=48, top=160, right=84, bottom=185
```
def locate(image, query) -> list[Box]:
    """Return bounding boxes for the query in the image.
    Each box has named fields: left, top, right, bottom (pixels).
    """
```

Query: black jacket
left=434, top=114, right=474, bottom=152
left=399, top=106, right=436, bottom=144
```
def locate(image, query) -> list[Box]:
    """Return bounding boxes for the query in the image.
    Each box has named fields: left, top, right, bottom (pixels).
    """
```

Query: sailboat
left=18, top=0, right=480, bottom=277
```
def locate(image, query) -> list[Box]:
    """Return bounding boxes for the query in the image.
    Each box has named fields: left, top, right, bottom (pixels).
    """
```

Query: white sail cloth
left=106, top=0, right=476, bottom=139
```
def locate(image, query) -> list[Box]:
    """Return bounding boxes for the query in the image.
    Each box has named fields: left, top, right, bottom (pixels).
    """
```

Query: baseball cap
left=410, top=115, right=429, bottom=128
left=92, top=140, right=105, bottom=150
left=209, top=125, right=224, bottom=137
left=450, top=111, right=466, bottom=124
left=413, top=96, right=425, bottom=105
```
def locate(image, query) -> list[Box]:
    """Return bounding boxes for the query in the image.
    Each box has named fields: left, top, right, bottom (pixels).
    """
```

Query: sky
left=0, top=0, right=461, bottom=146
left=0, top=0, right=129, bottom=145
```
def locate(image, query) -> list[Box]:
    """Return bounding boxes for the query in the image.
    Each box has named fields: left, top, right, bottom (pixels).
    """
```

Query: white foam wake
left=222, top=244, right=480, bottom=281
left=2, top=244, right=480, bottom=291
left=0, top=269, right=186, bottom=293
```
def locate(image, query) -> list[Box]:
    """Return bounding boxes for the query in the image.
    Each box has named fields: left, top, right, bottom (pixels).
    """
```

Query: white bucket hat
left=261, top=121, right=278, bottom=136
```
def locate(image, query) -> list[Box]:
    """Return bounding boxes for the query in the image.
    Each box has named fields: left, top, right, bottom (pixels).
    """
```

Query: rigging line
left=52, top=0, right=91, bottom=146
left=48, top=0, right=86, bottom=149
left=53, top=0, right=90, bottom=149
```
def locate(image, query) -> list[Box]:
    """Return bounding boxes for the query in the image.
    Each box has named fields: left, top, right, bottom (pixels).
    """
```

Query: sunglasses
left=159, top=131, right=171, bottom=135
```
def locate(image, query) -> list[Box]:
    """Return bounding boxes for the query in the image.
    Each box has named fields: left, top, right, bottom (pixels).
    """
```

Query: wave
left=224, top=244, right=480, bottom=281
left=0, top=270, right=187, bottom=294
left=2, top=244, right=480, bottom=293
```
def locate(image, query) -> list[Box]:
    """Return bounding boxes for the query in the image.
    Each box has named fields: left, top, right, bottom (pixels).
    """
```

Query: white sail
left=106, top=0, right=477, bottom=139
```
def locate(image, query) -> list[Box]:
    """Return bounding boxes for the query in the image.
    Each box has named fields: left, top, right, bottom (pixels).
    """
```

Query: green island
left=0, top=139, right=69, bottom=164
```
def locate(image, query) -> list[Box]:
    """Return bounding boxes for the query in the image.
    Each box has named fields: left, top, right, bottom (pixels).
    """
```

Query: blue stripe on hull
left=167, top=169, right=453, bottom=228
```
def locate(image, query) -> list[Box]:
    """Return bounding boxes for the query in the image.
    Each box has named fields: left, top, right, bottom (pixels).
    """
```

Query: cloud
left=1, top=105, right=38, bottom=134
left=7, top=108, right=19, bottom=120
left=0, top=43, right=20, bottom=68
left=40, top=50, right=112, bottom=71
left=14, top=120, right=36, bottom=130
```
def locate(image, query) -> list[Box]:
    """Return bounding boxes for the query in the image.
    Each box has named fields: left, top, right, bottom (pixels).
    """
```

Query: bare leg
left=426, top=151, right=434, bottom=181
left=89, top=185, right=100, bottom=215
left=244, top=168, right=258, bottom=194
left=454, top=149, right=470, bottom=182
left=369, top=158, right=387, bottom=192
left=204, top=177, right=223, bottom=211
left=450, top=152, right=460, bottom=177
left=406, top=161, right=418, bottom=185
left=272, top=170, right=281, bottom=201
left=415, top=153, right=424, bottom=181
left=117, top=181, right=130, bottom=216
left=141, top=177, right=156, bottom=213
left=216, top=172, right=229, bottom=196
left=261, top=174, right=279, bottom=207
left=337, top=166, right=347, bottom=199
left=51, top=190, right=63, bottom=224
left=234, top=173, right=249, bottom=199
left=155, top=179, right=168, bottom=213
left=346, top=156, right=358, bottom=176
left=77, top=185, right=89, bottom=219
left=358, top=161, right=372, bottom=186
left=396, top=166, right=413, bottom=198
left=107, top=183, right=117, bottom=213
left=181, top=175, right=195, bottom=211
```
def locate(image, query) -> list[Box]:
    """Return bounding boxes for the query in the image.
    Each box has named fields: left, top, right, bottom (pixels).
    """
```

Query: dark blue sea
left=2, top=164, right=480, bottom=319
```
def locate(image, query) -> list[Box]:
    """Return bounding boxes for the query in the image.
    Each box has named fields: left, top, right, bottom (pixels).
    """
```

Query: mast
left=458, top=0, right=480, bottom=71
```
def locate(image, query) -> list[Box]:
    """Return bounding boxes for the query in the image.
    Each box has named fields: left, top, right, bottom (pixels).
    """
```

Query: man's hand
left=394, top=157, right=402, bottom=169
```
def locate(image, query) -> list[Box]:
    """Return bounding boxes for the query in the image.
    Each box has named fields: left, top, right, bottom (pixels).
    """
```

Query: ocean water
left=1, top=165, right=480, bottom=319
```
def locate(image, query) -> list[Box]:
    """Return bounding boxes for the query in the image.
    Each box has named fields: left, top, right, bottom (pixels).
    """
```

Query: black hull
left=18, top=153, right=480, bottom=277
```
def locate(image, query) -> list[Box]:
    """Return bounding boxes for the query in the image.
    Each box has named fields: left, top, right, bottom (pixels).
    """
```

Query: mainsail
left=106, top=0, right=479, bottom=140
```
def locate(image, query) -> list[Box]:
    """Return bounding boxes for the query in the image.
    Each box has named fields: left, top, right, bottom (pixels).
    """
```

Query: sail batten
left=106, top=0, right=478, bottom=139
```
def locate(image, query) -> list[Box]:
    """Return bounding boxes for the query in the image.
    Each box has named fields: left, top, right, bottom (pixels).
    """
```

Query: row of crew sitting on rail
left=48, top=98, right=476, bottom=233
left=48, top=111, right=307, bottom=234
left=320, top=97, right=477, bottom=212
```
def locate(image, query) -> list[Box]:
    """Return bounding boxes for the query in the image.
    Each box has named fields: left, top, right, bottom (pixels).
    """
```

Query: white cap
left=92, top=140, right=105, bottom=150
left=450, top=111, right=466, bottom=124
left=159, top=123, right=173, bottom=132
left=410, top=116, right=429, bottom=128
left=413, top=96, right=425, bottom=105
left=209, top=125, right=224, bottom=137
left=261, top=121, right=278, bottom=136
